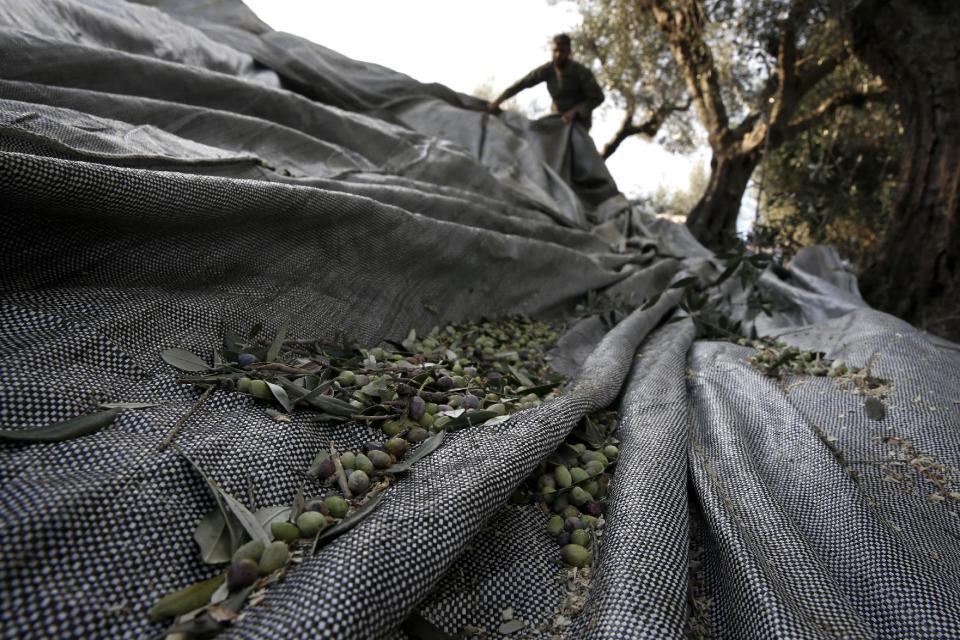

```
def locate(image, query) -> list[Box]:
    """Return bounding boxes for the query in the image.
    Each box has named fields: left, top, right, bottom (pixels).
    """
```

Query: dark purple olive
left=312, top=458, right=336, bottom=481
left=368, top=449, right=393, bottom=470
left=363, top=441, right=386, bottom=453
left=486, top=371, right=503, bottom=383
left=557, top=532, right=571, bottom=546
left=237, top=353, right=258, bottom=367
left=564, top=517, right=584, bottom=531
left=219, top=378, right=236, bottom=392
left=463, top=366, right=478, bottom=377
left=585, top=501, right=604, bottom=516
left=227, top=559, right=259, bottom=590
left=385, top=437, right=408, bottom=458
left=461, top=394, right=481, bottom=410
left=304, top=498, right=330, bottom=515
left=408, top=395, right=427, bottom=420
left=436, top=376, right=454, bottom=391
left=437, top=404, right=453, bottom=412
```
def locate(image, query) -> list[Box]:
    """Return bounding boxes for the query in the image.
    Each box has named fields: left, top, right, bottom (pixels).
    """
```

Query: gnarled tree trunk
left=847, top=0, right=960, bottom=338
left=686, top=150, right=760, bottom=250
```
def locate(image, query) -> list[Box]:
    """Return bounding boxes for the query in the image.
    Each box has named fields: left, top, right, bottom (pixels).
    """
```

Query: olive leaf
left=0, top=408, right=120, bottom=443
left=514, top=383, right=560, bottom=397
left=160, top=348, right=210, bottom=372
left=669, top=276, right=699, bottom=289
left=275, top=377, right=354, bottom=417
left=507, top=364, right=534, bottom=388
left=265, top=382, right=295, bottom=413
left=384, top=431, right=445, bottom=474
left=254, top=505, right=291, bottom=529
left=307, top=451, right=332, bottom=478
left=193, top=508, right=233, bottom=564
left=265, top=324, right=288, bottom=363
left=713, top=259, right=742, bottom=287
left=444, top=410, right=499, bottom=431
left=290, top=482, right=306, bottom=522
left=312, top=491, right=385, bottom=553
left=179, top=450, right=271, bottom=547
left=148, top=574, right=225, bottom=622
left=220, top=492, right=271, bottom=546
left=98, top=402, right=163, bottom=410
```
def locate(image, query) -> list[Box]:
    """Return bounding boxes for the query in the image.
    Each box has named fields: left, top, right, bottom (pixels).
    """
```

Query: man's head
left=551, top=33, right=572, bottom=69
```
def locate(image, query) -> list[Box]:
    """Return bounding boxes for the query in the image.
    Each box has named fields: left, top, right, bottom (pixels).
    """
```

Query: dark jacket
left=495, top=60, right=605, bottom=128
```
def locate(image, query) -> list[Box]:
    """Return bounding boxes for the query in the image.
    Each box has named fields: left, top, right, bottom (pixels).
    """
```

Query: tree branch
left=785, top=88, right=889, bottom=138
left=646, top=0, right=732, bottom=147
left=602, top=98, right=692, bottom=159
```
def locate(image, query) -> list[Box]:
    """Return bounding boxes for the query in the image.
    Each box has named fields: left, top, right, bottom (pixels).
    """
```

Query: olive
left=304, top=498, right=330, bottom=515
left=232, top=539, right=264, bottom=563
left=585, top=460, right=605, bottom=477
left=296, top=511, right=327, bottom=537
left=547, top=515, right=564, bottom=537
left=258, top=541, right=290, bottom=575
left=348, top=470, right=370, bottom=494
left=406, top=427, right=429, bottom=443
left=382, top=420, right=404, bottom=437
left=227, top=559, right=259, bottom=590
left=570, top=487, right=592, bottom=506
left=570, top=529, right=591, bottom=548
left=385, top=437, right=408, bottom=458
left=354, top=453, right=374, bottom=475
left=271, top=521, right=300, bottom=542
left=324, top=496, right=349, bottom=519
left=249, top=379, right=272, bottom=400
left=585, top=501, right=604, bottom=516
left=368, top=449, right=393, bottom=469
left=560, top=544, right=591, bottom=567
left=554, top=466, right=572, bottom=489
left=408, top=396, right=427, bottom=420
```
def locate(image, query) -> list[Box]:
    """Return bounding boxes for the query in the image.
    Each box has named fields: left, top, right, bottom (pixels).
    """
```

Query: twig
left=351, top=414, right=399, bottom=422
left=160, top=385, right=214, bottom=450
left=330, top=443, right=352, bottom=498
left=250, top=363, right=318, bottom=375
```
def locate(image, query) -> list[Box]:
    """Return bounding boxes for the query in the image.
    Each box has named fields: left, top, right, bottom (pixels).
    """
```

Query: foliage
left=570, top=0, right=696, bottom=153
left=750, top=59, right=900, bottom=266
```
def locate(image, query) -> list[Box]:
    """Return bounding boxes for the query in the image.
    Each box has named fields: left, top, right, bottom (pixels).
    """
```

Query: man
left=487, top=33, right=605, bottom=129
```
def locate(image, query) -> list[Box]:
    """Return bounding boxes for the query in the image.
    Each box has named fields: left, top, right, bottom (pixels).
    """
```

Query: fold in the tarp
left=1, top=1, right=958, bottom=639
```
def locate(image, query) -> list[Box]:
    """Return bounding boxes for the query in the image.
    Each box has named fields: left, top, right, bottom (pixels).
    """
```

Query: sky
left=243, top=0, right=707, bottom=201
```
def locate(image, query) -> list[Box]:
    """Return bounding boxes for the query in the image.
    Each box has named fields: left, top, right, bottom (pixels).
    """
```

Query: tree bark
left=845, top=0, right=960, bottom=337
left=686, top=150, right=761, bottom=250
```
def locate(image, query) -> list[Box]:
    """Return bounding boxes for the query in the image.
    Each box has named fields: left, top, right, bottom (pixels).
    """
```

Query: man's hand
left=487, top=100, right=502, bottom=114
left=560, top=108, right=578, bottom=124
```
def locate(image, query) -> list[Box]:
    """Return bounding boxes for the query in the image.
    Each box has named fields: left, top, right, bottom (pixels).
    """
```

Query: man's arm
left=488, top=64, right=550, bottom=112
left=565, top=65, right=605, bottom=122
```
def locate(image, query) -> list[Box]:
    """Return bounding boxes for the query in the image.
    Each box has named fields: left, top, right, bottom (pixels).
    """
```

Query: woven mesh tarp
left=2, top=1, right=960, bottom=639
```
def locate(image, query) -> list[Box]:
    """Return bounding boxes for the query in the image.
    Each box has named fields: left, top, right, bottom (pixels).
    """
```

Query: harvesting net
left=1, top=1, right=958, bottom=639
